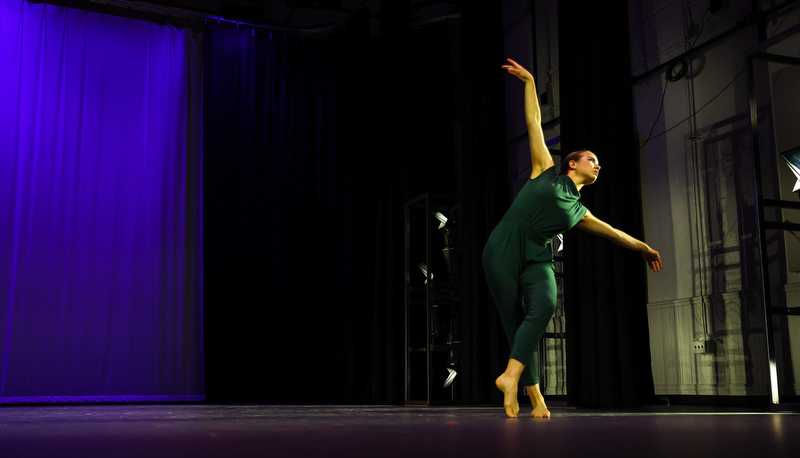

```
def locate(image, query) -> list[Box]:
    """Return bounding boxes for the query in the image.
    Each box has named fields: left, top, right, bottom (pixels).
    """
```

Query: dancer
left=483, top=59, right=662, bottom=418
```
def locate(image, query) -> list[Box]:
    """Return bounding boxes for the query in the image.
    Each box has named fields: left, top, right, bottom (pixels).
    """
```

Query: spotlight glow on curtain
left=0, top=0, right=203, bottom=403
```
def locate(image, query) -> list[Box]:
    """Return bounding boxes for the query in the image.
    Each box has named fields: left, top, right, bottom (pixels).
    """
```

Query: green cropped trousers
left=482, top=240, right=557, bottom=387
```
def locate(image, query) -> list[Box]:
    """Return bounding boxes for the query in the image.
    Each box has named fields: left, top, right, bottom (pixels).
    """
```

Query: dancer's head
left=559, top=150, right=600, bottom=185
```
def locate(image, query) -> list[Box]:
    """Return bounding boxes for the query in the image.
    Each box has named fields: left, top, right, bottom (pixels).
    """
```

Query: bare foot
left=495, top=374, right=520, bottom=418
left=531, top=397, right=550, bottom=418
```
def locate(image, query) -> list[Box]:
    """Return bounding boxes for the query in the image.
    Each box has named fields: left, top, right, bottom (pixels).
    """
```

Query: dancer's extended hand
left=641, top=247, right=662, bottom=272
left=501, top=58, right=533, bottom=83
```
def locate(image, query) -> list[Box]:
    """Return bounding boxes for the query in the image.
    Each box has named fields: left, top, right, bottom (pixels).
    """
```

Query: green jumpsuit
left=482, top=166, right=587, bottom=386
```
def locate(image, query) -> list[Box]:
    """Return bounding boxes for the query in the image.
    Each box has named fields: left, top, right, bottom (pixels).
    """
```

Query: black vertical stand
left=404, top=193, right=463, bottom=405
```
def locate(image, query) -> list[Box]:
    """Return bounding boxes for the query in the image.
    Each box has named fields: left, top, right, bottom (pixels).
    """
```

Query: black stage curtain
left=203, top=23, right=357, bottom=403
left=558, top=1, right=657, bottom=407
left=458, top=4, right=512, bottom=405
left=203, top=4, right=507, bottom=404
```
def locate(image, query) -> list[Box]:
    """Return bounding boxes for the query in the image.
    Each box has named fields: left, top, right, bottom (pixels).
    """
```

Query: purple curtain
left=0, top=0, right=204, bottom=403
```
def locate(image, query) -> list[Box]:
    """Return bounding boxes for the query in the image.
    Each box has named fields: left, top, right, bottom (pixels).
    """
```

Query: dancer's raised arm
left=502, top=58, right=554, bottom=179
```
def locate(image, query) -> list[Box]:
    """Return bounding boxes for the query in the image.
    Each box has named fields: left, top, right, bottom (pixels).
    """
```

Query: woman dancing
left=483, top=59, right=663, bottom=418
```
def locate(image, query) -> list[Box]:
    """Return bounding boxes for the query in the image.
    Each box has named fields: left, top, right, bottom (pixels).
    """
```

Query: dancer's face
left=572, top=152, right=600, bottom=184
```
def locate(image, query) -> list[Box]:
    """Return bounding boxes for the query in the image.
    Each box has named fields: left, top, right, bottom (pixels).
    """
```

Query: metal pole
left=747, top=54, right=780, bottom=405
left=425, top=195, right=432, bottom=405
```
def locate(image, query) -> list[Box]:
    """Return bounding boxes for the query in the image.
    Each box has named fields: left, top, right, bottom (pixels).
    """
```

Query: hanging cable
left=639, top=2, right=799, bottom=149
left=640, top=66, right=746, bottom=148
left=639, top=58, right=687, bottom=148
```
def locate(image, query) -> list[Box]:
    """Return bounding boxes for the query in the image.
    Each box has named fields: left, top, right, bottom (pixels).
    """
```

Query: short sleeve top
left=501, top=166, right=587, bottom=263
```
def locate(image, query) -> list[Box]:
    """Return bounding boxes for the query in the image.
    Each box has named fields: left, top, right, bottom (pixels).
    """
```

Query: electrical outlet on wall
left=692, top=334, right=719, bottom=354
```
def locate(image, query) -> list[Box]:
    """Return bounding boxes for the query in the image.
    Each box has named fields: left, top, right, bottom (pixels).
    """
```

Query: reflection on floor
left=1, top=404, right=799, bottom=457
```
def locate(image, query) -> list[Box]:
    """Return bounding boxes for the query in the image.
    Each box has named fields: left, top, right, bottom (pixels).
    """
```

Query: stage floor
left=1, top=403, right=798, bottom=457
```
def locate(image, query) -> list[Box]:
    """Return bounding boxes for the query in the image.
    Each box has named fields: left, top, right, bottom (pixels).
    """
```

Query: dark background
left=202, top=2, right=511, bottom=405
left=202, top=0, right=653, bottom=407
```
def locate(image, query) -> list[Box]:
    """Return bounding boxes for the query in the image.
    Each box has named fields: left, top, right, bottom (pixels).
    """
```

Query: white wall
left=630, top=0, right=800, bottom=397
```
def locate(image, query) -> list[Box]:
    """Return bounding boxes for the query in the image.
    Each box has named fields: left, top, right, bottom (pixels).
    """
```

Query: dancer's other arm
left=576, top=210, right=663, bottom=272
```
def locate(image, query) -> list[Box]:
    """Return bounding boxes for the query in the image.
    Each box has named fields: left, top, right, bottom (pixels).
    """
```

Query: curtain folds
left=0, top=0, right=204, bottom=403
left=202, top=7, right=509, bottom=404
left=202, top=23, right=366, bottom=403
